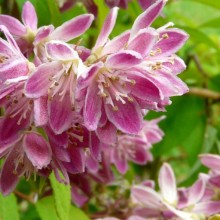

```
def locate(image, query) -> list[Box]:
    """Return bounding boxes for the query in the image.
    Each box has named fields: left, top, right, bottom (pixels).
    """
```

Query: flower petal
left=25, top=61, right=63, bottom=98
left=0, top=148, right=22, bottom=195
left=0, top=15, right=26, bottom=36
left=112, top=147, right=128, bottom=174
left=103, top=30, right=130, bottom=55
left=105, top=99, right=143, bottom=134
left=46, top=40, right=79, bottom=61
left=23, top=133, right=52, bottom=169
left=50, top=14, right=94, bottom=42
left=128, top=28, right=158, bottom=57
left=106, top=50, right=142, bottom=70
left=22, top=1, right=38, bottom=30
left=96, top=121, right=117, bottom=144
left=84, top=82, right=102, bottom=130
left=34, top=97, right=48, bottom=126
left=130, top=0, right=166, bottom=38
left=153, top=29, right=189, bottom=57
left=158, top=163, right=177, bottom=206
left=94, top=7, right=119, bottom=49
left=199, top=154, right=220, bottom=171
left=48, top=94, right=73, bottom=134
left=193, top=201, right=220, bottom=215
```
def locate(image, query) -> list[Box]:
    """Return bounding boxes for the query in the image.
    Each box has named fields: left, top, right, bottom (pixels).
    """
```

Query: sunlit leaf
left=49, top=172, right=71, bottom=220
left=69, top=206, right=90, bottom=220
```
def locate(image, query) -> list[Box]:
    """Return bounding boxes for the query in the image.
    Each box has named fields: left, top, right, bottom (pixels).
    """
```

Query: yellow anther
left=55, top=81, right=59, bottom=86
left=113, top=106, right=119, bottom=111
left=150, top=51, right=155, bottom=56
left=162, top=33, right=169, bottom=39
left=127, top=96, right=134, bottom=102
left=156, top=48, right=162, bottom=53
left=130, top=80, right=136, bottom=85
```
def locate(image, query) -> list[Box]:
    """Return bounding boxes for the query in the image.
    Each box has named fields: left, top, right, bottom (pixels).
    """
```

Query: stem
left=189, top=87, right=220, bottom=100
left=14, top=190, right=35, bottom=204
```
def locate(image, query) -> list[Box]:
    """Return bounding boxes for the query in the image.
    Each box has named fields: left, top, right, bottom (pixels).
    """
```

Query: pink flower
left=0, top=132, right=51, bottom=195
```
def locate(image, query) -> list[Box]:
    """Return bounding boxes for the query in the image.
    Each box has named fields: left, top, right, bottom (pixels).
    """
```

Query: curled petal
left=23, top=133, right=52, bottom=169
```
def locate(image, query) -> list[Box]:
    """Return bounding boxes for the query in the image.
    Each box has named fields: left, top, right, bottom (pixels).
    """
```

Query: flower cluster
left=98, top=155, right=220, bottom=219
left=0, top=0, right=188, bottom=206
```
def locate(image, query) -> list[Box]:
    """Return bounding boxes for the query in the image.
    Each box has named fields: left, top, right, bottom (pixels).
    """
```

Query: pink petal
left=46, top=41, right=78, bottom=61
left=22, top=1, right=38, bottom=30
left=127, top=28, right=158, bottom=57
left=0, top=116, right=29, bottom=148
left=187, top=178, right=206, bottom=206
left=199, top=154, right=220, bottom=171
left=193, top=201, right=220, bottom=215
left=23, top=133, right=52, bottom=169
left=34, top=25, right=54, bottom=44
left=152, top=29, right=189, bottom=57
left=84, top=82, right=102, bottom=130
left=25, top=61, right=63, bottom=98
left=130, top=0, right=166, bottom=38
left=163, top=56, right=186, bottom=75
left=0, top=38, right=14, bottom=57
left=103, top=30, right=130, bottom=55
left=48, top=94, right=73, bottom=134
left=96, top=121, right=117, bottom=144
left=132, top=185, right=163, bottom=209
left=112, top=147, right=128, bottom=174
left=0, top=148, right=21, bottom=195
left=158, top=163, right=177, bottom=205
left=89, top=131, right=101, bottom=160
left=106, top=50, right=142, bottom=70
left=50, top=14, right=94, bottom=42
left=94, top=7, right=119, bottom=49
left=105, top=99, right=143, bottom=134
left=0, top=15, right=26, bottom=36
left=138, top=0, right=157, bottom=10
left=0, top=58, right=29, bottom=81
left=34, top=97, right=48, bottom=126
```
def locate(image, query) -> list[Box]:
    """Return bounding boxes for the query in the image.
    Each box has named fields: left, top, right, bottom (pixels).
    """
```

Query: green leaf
left=35, top=196, right=59, bottom=220
left=0, top=193, right=19, bottom=220
left=148, top=95, right=206, bottom=164
left=200, top=17, right=220, bottom=28
left=49, top=172, right=71, bottom=220
left=46, top=0, right=62, bottom=27
left=69, top=206, right=90, bottom=220
left=177, top=26, right=219, bottom=52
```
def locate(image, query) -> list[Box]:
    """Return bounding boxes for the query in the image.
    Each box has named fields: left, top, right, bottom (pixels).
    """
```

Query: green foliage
left=49, top=172, right=71, bottom=220
left=0, top=193, right=19, bottom=220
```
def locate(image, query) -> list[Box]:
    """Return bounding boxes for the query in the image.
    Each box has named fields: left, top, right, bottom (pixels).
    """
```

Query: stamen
left=113, top=106, right=119, bottom=111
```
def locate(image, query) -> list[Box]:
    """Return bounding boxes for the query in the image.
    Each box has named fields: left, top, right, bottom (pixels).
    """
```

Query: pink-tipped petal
left=159, top=163, right=177, bottom=205
left=23, top=133, right=52, bottom=169
left=84, top=82, right=102, bottom=130
left=94, top=7, right=119, bottom=49
left=105, top=99, right=143, bottom=134
left=163, top=56, right=186, bottom=75
left=153, top=29, right=189, bottom=57
left=0, top=15, right=26, bottom=36
left=130, top=0, right=166, bottom=38
left=199, top=154, right=220, bottom=171
left=138, top=0, right=157, bottom=10
left=34, top=97, right=48, bottom=127
left=48, top=94, right=73, bottom=134
left=50, top=14, right=94, bottom=42
left=128, top=29, right=158, bottom=57
left=0, top=38, right=14, bottom=57
left=112, top=148, right=128, bottom=174
left=46, top=40, right=78, bottom=61
left=25, top=61, right=63, bottom=98
left=22, top=1, right=38, bottom=30
left=106, top=50, right=142, bottom=70
left=35, top=25, right=54, bottom=44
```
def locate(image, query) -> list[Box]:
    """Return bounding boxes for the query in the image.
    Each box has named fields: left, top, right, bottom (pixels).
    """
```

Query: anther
left=127, top=96, right=134, bottom=102
left=55, top=81, right=59, bottom=86
left=113, top=106, right=119, bottom=111
left=162, top=33, right=169, bottom=39
left=150, top=51, right=155, bottom=56
left=130, top=80, right=136, bottom=85
left=156, top=48, right=162, bottom=53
